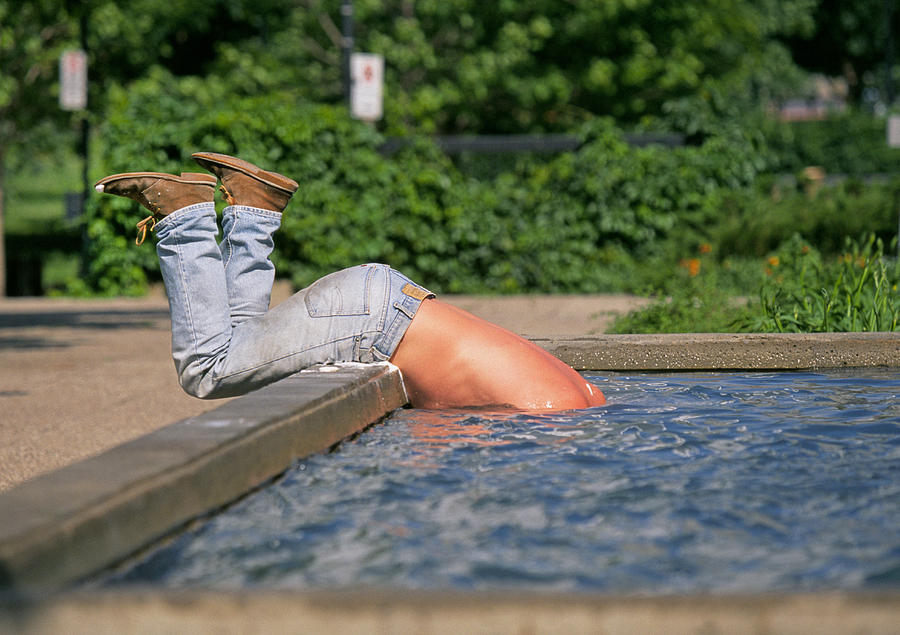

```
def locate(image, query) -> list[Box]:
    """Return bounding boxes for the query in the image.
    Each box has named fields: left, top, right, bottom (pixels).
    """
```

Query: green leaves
left=751, top=234, right=900, bottom=333
left=0, top=0, right=76, bottom=156
left=84, top=71, right=767, bottom=296
left=198, top=0, right=815, bottom=133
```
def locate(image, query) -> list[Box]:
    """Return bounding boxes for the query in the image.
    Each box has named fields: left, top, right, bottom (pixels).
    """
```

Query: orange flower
left=698, top=243, right=712, bottom=254
left=680, top=258, right=701, bottom=277
left=767, top=256, right=780, bottom=268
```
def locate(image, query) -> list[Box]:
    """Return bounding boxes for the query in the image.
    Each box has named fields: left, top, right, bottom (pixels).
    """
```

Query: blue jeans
left=154, top=203, right=432, bottom=399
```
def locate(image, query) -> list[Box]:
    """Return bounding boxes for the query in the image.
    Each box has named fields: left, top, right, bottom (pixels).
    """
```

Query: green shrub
left=607, top=247, right=761, bottom=333
left=611, top=233, right=900, bottom=334
left=763, top=110, right=900, bottom=175
left=743, top=234, right=900, bottom=332
left=711, top=178, right=900, bottom=258
left=607, top=276, right=756, bottom=334
left=83, top=71, right=769, bottom=295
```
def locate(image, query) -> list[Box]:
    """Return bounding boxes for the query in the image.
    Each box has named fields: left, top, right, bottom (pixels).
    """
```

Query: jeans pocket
left=304, top=266, right=374, bottom=317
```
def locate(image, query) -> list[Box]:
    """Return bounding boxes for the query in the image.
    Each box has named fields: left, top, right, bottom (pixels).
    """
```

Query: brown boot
left=94, top=172, right=217, bottom=245
left=191, top=152, right=299, bottom=213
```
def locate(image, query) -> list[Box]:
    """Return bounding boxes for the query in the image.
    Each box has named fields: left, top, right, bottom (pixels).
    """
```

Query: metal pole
left=79, top=8, right=90, bottom=275
left=341, top=0, right=354, bottom=108
left=887, top=0, right=895, bottom=106
left=80, top=10, right=89, bottom=206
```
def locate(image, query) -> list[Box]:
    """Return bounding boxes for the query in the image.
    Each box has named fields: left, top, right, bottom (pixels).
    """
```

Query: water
left=102, top=369, right=900, bottom=594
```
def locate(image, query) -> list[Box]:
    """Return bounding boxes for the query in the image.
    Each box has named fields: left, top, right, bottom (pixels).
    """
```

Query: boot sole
left=191, top=152, right=299, bottom=194
left=95, top=172, right=216, bottom=192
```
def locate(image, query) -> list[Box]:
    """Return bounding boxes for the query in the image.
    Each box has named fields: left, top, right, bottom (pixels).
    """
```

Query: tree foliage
left=1, top=0, right=883, bottom=158
left=784, top=0, right=900, bottom=103
left=0, top=0, right=829, bottom=156
left=86, top=0, right=294, bottom=88
left=0, top=1, right=76, bottom=158
left=82, top=71, right=767, bottom=295
left=0, top=0, right=80, bottom=295
left=1, top=0, right=296, bottom=156
left=206, top=0, right=815, bottom=133
left=7, top=0, right=897, bottom=303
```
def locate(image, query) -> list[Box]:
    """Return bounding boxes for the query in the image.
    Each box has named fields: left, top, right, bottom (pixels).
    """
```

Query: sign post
left=59, top=50, right=88, bottom=111
left=350, top=53, right=384, bottom=122
left=890, top=116, right=900, bottom=256
left=59, top=44, right=90, bottom=282
left=59, top=49, right=89, bottom=224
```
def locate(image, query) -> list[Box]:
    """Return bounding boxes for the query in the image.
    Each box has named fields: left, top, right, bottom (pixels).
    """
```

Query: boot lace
left=135, top=215, right=159, bottom=245
left=219, top=184, right=236, bottom=206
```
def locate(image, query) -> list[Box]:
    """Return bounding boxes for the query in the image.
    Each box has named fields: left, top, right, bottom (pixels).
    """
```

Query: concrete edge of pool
left=3, top=589, right=899, bottom=634
left=0, top=363, right=407, bottom=593
left=535, top=331, right=900, bottom=371
left=1, top=333, right=899, bottom=626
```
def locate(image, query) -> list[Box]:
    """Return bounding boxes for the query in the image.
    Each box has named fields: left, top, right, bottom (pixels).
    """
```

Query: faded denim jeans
left=154, top=203, right=432, bottom=399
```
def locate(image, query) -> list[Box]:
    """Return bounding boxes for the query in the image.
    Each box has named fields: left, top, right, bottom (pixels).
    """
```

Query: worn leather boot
left=191, top=152, right=299, bottom=213
left=94, top=172, right=217, bottom=244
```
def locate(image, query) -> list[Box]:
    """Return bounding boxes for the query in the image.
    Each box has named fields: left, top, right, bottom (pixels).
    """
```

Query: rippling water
left=103, top=369, right=900, bottom=593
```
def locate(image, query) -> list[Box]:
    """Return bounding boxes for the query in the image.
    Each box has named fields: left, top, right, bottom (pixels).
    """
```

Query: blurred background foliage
left=3, top=0, right=900, bottom=331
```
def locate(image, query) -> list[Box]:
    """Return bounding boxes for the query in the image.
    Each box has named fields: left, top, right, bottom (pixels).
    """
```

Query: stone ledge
left=0, top=364, right=407, bottom=592
left=3, top=589, right=899, bottom=634
left=534, top=332, right=900, bottom=370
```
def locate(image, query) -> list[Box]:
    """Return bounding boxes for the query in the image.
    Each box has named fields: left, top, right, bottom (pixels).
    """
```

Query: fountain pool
left=99, top=369, right=900, bottom=594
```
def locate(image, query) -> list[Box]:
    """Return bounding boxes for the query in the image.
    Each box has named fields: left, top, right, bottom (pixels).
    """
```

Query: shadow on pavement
left=0, top=309, right=169, bottom=331
left=0, top=308, right=170, bottom=351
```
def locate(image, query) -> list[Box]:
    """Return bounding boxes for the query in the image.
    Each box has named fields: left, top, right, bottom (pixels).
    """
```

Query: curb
left=3, top=589, right=899, bottom=634
left=536, top=332, right=900, bottom=370
left=0, top=364, right=407, bottom=592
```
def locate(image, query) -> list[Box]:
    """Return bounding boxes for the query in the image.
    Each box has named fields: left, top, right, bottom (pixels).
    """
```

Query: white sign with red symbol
left=889, top=115, right=900, bottom=148
left=59, top=49, right=88, bottom=111
left=350, top=53, right=384, bottom=122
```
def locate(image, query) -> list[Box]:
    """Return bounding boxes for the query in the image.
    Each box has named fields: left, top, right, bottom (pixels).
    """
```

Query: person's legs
left=155, top=206, right=429, bottom=398
left=192, top=152, right=299, bottom=327
left=154, top=205, right=360, bottom=399
left=94, top=170, right=240, bottom=395
left=143, top=156, right=377, bottom=398
left=97, top=156, right=604, bottom=410
left=218, top=205, right=282, bottom=326
left=97, top=157, right=434, bottom=400
left=161, top=258, right=430, bottom=399
left=153, top=204, right=234, bottom=396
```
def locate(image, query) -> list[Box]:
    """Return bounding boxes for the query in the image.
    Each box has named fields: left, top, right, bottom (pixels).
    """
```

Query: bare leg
left=390, top=299, right=605, bottom=410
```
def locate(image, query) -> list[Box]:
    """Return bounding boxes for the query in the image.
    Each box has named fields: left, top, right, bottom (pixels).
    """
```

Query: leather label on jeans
left=401, top=283, right=432, bottom=301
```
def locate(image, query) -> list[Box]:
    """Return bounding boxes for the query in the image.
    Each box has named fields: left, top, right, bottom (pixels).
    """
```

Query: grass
left=607, top=253, right=762, bottom=334
left=611, top=234, right=900, bottom=333
left=5, top=151, right=85, bottom=294
left=748, top=234, right=900, bottom=332
left=5, top=153, right=84, bottom=233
